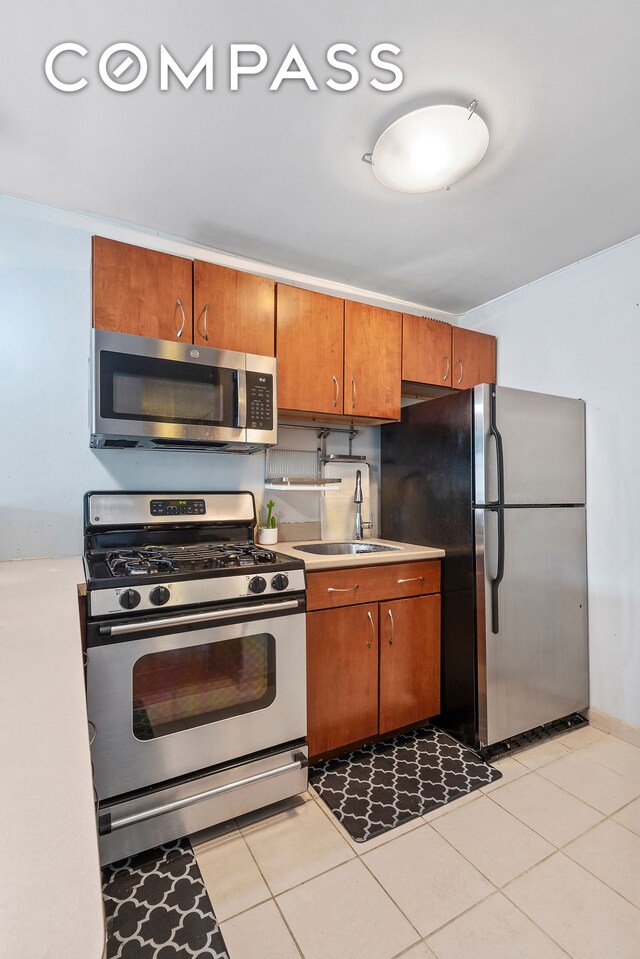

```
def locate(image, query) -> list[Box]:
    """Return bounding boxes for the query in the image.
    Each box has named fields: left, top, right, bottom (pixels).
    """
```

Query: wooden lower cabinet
left=306, top=581, right=441, bottom=759
left=379, top=595, right=441, bottom=734
left=306, top=603, right=379, bottom=757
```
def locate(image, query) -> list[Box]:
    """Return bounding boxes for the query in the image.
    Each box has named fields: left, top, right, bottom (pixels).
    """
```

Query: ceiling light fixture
left=363, top=101, right=489, bottom=193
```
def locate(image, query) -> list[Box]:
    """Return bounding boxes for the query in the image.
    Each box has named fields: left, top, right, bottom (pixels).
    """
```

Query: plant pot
left=257, top=526, right=278, bottom=546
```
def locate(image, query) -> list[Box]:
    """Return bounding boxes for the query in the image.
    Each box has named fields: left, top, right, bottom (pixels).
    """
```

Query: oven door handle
left=101, top=751, right=309, bottom=834
left=99, top=599, right=301, bottom=637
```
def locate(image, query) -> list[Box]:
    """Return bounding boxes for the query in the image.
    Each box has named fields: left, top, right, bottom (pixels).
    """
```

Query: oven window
left=100, top=350, right=237, bottom=427
left=132, top=633, right=276, bottom=740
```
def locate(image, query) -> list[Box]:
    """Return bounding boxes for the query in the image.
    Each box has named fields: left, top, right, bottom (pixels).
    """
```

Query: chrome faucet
left=354, top=469, right=372, bottom=540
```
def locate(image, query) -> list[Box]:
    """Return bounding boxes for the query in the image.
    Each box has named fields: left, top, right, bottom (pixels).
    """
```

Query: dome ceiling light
left=362, top=101, right=489, bottom=193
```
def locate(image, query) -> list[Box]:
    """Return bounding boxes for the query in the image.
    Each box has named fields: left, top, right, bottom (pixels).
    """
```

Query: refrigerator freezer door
left=476, top=506, right=588, bottom=747
left=474, top=385, right=586, bottom=506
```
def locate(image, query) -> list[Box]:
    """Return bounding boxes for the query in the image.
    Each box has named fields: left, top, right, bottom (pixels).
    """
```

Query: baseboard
left=587, top=708, right=640, bottom=748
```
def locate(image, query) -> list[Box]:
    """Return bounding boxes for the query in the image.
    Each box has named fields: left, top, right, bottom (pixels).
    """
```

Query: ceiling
left=3, top=1, right=640, bottom=313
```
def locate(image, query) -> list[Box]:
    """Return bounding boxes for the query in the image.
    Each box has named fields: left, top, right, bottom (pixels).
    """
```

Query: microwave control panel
left=246, top=371, right=274, bottom=430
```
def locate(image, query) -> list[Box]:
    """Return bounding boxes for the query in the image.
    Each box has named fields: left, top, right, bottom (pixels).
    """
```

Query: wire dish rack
left=265, top=448, right=342, bottom=491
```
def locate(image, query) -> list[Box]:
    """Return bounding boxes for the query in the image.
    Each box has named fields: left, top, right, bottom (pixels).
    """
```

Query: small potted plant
left=257, top=499, right=278, bottom=545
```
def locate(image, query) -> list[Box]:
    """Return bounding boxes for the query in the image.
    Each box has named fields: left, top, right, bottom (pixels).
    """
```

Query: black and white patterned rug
left=102, top=838, right=229, bottom=959
left=309, top=726, right=502, bottom=842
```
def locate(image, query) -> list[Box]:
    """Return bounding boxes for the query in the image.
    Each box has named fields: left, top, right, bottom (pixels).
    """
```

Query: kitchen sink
left=294, top=542, right=403, bottom=556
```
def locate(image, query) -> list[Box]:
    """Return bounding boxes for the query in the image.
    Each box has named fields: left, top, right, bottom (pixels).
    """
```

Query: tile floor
left=191, top=726, right=640, bottom=959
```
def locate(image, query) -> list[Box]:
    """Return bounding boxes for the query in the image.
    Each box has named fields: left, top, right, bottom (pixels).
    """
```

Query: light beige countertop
left=0, top=556, right=105, bottom=959
left=276, top=538, right=445, bottom=571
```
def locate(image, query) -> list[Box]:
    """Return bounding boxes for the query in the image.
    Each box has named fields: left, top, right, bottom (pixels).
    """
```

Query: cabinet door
left=402, top=315, right=453, bottom=387
left=344, top=303, right=402, bottom=419
left=276, top=285, right=344, bottom=414
left=379, top=595, right=441, bottom=734
left=193, top=262, right=275, bottom=355
left=452, top=327, right=497, bottom=389
left=307, top=604, right=379, bottom=757
left=92, top=237, right=193, bottom=342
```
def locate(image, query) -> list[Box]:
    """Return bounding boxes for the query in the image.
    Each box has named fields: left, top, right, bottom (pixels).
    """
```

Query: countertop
left=276, top=537, right=445, bottom=571
left=0, top=557, right=105, bottom=959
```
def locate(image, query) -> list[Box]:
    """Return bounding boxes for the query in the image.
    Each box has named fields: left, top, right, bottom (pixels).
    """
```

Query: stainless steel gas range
left=83, top=491, right=308, bottom=865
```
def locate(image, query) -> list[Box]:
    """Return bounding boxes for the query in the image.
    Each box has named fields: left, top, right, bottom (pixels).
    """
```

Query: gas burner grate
left=104, top=543, right=278, bottom=577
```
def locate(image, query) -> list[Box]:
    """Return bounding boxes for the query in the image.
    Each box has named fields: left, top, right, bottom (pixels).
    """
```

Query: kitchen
left=3, top=4, right=640, bottom=959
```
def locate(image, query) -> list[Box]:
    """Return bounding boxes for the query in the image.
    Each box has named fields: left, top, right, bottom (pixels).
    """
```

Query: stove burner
left=105, top=543, right=278, bottom=578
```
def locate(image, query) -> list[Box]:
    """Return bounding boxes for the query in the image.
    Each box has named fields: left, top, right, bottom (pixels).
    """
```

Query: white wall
left=0, top=194, right=397, bottom=560
left=462, top=238, right=640, bottom=728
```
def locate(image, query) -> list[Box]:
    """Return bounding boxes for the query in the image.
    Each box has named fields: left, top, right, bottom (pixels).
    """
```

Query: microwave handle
left=235, top=369, right=247, bottom=428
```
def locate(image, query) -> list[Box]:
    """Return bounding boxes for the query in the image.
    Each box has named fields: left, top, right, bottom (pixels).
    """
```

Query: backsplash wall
left=0, top=196, right=381, bottom=560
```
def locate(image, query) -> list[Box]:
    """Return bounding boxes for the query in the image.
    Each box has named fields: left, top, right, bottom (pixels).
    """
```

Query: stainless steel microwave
left=90, top=330, right=277, bottom=453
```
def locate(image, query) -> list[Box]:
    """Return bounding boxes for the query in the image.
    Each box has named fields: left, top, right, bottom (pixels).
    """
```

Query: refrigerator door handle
left=489, top=385, right=505, bottom=506
left=490, top=506, right=505, bottom=634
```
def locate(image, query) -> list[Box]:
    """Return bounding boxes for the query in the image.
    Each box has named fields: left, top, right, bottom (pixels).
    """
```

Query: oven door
left=90, top=329, right=247, bottom=447
left=87, top=597, right=306, bottom=800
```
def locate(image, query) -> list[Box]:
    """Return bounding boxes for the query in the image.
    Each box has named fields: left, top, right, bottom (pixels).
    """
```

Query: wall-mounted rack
left=265, top=425, right=367, bottom=490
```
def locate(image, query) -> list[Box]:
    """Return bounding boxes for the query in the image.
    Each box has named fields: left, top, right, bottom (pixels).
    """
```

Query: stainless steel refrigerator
left=381, top=384, right=588, bottom=751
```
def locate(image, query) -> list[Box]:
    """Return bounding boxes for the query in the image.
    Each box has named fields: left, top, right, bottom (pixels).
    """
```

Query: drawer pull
left=387, top=608, right=395, bottom=645
left=367, top=610, right=374, bottom=648
left=397, top=576, right=425, bottom=584
left=327, top=585, right=360, bottom=593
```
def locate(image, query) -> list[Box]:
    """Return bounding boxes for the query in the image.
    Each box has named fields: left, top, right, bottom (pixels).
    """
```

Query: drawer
left=306, top=560, right=440, bottom=611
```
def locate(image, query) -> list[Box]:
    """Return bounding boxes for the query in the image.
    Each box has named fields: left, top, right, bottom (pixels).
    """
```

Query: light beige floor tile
left=398, top=943, right=438, bottom=959
left=537, top=750, right=640, bottom=814
left=312, top=791, right=424, bottom=853
left=503, top=852, right=640, bottom=959
left=193, top=827, right=271, bottom=922
left=480, top=756, right=528, bottom=793
left=189, top=817, right=237, bottom=848
left=422, top=790, right=480, bottom=823
left=555, top=724, right=608, bottom=749
left=432, top=795, right=553, bottom=886
left=515, top=739, right=572, bottom=770
left=277, top=858, right=418, bottom=959
left=579, top=735, right=640, bottom=784
left=363, top=823, right=493, bottom=936
left=220, top=900, right=300, bottom=959
left=427, top=891, right=567, bottom=959
left=241, top=795, right=354, bottom=894
left=613, top=796, right=640, bottom=836
left=564, top=819, right=640, bottom=908
left=489, top=771, right=604, bottom=846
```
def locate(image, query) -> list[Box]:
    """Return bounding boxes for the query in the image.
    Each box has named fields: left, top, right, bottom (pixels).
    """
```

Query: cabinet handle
left=443, top=354, right=450, bottom=382
left=176, top=298, right=186, bottom=338
left=456, top=358, right=463, bottom=385
left=366, top=610, right=374, bottom=648
left=201, top=303, right=210, bottom=342
left=397, top=576, right=424, bottom=584
left=327, top=585, right=359, bottom=593
left=351, top=377, right=356, bottom=409
left=332, top=375, right=339, bottom=408
left=387, top=608, right=395, bottom=645
left=88, top=720, right=97, bottom=746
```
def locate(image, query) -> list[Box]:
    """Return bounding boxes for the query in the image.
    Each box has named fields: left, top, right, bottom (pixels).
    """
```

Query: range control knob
left=272, top=574, right=289, bottom=592
left=119, top=588, right=141, bottom=610
left=149, top=586, right=171, bottom=606
left=248, top=576, right=267, bottom=594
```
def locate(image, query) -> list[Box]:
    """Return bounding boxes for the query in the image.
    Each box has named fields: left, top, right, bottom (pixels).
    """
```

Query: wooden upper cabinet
left=193, top=262, right=275, bottom=355
left=276, top=285, right=344, bottom=414
left=344, top=302, right=402, bottom=420
left=402, top=315, right=453, bottom=388
left=452, top=327, right=497, bottom=390
left=92, top=237, right=193, bottom=342
left=379, top=595, right=441, bottom=734
left=307, top=603, right=379, bottom=757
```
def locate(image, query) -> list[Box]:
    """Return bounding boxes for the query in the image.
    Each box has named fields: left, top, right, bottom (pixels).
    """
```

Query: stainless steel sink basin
left=294, top=542, right=403, bottom=556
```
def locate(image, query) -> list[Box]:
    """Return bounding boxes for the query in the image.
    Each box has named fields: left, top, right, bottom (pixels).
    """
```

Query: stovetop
left=104, top=542, right=279, bottom=578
